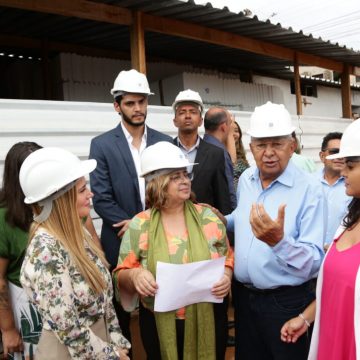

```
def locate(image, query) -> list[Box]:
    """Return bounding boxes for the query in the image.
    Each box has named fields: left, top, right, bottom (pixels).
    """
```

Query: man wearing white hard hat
left=225, top=102, right=325, bottom=359
left=89, top=69, right=171, bottom=345
left=315, top=132, right=351, bottom=248
left=172, top=89, right=232, bottom=217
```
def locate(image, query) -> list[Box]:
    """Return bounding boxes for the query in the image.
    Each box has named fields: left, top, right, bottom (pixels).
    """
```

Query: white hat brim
left=140, top=162, right=198, bottom=178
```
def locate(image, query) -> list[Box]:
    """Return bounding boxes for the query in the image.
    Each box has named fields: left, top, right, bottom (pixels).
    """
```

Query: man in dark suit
left=89, top=69, right=171, bottom=349
left=172, top=89, right=232, bottom=216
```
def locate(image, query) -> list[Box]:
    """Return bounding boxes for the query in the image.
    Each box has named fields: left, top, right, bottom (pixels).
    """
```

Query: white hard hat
left=110, top=69, right=154, bottom=97
left=20, top=147, right=96, bottom=205
left=247, top=101, right=296, bottom=138
left=140, top=142, right=197, bottom=178
left=172, top=89, right=204, bottom=112
left=327, top=120, right=360, bottom=159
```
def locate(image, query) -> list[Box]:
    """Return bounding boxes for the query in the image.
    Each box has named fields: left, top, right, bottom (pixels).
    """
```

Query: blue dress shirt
left=203, top=133, right=237, bottom=209
left=226, top=160, right=325, bottom=289
left=315, top=169, right=351, bottom=245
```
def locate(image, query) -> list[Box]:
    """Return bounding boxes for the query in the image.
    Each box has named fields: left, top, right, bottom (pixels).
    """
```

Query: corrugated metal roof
left=107, top=0, right=360, bottom=61
left=0, top=0, right=359, bottom=79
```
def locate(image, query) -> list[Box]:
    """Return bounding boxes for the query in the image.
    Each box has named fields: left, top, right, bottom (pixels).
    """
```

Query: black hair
left=204, top=108, right=228, bottom=131
left=0, top=142, right=42, bottom=231
left=114, top=94, right=123, bottom=105
left=343, top=198, right=360, bottom=229
left=114, top=93, right=148, bottom=105
left=321, top=132, right=342, bottom=151
left=342, top=156, right=360, bottom=229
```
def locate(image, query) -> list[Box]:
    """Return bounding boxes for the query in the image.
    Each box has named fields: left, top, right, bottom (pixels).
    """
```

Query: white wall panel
left=1, top=102, right=352, bottom=232
left=223, top=79, right=240, bottom=107
left=352, top=90, right=360, bottom=105
left=57, top=54, right=360, bottom=118
left=59, top=54, right=130, bottom=103
left=161, top=73, right=184, bottom=106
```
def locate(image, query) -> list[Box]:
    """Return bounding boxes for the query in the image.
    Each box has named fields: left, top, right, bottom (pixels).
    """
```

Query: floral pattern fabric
left=20, top=229, right=130, bottom=359
left=114, top=204, right=234, bottom=316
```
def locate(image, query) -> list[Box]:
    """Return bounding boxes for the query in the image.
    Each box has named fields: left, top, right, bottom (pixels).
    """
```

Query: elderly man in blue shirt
left=226, top=102, right=325, bottom=360
left=316, top=132, right=351, bottom=249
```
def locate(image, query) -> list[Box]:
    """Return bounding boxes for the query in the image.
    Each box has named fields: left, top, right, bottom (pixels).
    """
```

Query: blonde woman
left=19, top=147, right=130, bottom=359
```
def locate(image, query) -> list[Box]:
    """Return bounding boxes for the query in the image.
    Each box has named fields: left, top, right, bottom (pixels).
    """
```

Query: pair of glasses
left=253, top=141, right=288, bottom=152
left=323, top=148, right=340, bottom=155
left=169, top=171, right=193, bottom=183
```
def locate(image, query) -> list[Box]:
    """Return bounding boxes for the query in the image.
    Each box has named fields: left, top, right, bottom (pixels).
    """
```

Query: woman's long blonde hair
left=30, top=184, right=108, bottom=294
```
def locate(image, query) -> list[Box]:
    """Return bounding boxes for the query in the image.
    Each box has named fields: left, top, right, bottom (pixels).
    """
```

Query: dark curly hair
left=343, top=198, right=360, bottom=229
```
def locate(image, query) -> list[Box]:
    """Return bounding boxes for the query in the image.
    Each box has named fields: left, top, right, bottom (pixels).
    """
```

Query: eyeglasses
left=323, top=148, right=340, bottom=155
left=169, top=171, right=193, bottom=183
left=252, top=141, right=289, bottom=152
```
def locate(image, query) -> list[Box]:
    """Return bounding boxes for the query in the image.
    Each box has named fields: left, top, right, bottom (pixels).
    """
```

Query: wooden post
left=341, top=64, right=351, bottom=118
left=294, top=53, right=302, bottom=115
left=130, top=11, right=146, bottom=74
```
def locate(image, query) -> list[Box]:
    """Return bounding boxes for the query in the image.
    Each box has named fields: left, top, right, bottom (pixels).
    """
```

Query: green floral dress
left=20, top=229, right=130, bottom=359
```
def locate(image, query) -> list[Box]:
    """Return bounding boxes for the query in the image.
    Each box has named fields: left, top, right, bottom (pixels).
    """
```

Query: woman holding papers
left=113, top=142, right=234, bottom=360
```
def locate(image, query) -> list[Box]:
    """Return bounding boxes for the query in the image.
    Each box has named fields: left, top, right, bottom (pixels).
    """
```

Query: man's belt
left=239, top=279, right=314, bottom=295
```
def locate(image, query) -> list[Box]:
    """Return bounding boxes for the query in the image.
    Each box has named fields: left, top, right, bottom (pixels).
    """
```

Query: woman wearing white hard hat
left=18, top=147, right=130, bottom=359
left=113, top=142, right=233, bottom=360
left=281, top=120, right=360, bottom=360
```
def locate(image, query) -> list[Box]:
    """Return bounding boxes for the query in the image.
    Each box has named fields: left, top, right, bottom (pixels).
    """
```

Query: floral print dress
left=20, top=229, right=130, bottom=359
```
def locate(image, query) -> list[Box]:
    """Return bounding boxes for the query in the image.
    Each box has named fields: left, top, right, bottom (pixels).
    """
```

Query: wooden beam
left=0, top=0, right=131, bottom=25
left=293, top=54, right=302, bottom=115
left=142, top=13, right=345, bottom=73
left=130, top=11, right=146, bottom=74
left=0, top=34, right=130, bottom=60
left=0, top=0, right=356, bottom=75
left=341, top=64, right=352, bottom=118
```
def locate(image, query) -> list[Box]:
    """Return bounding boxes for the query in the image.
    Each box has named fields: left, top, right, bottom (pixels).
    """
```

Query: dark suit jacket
left=174, top=137, right=232, bottom=216
left=89, top=124, right=172, bottom=267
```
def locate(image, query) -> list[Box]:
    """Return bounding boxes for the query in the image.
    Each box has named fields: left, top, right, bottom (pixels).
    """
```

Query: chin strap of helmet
left=34, top=181, right=76, bottom=223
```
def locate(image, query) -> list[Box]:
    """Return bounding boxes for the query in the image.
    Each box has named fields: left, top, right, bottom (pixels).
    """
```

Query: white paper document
left=154, top=257, right=226, bottom=312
